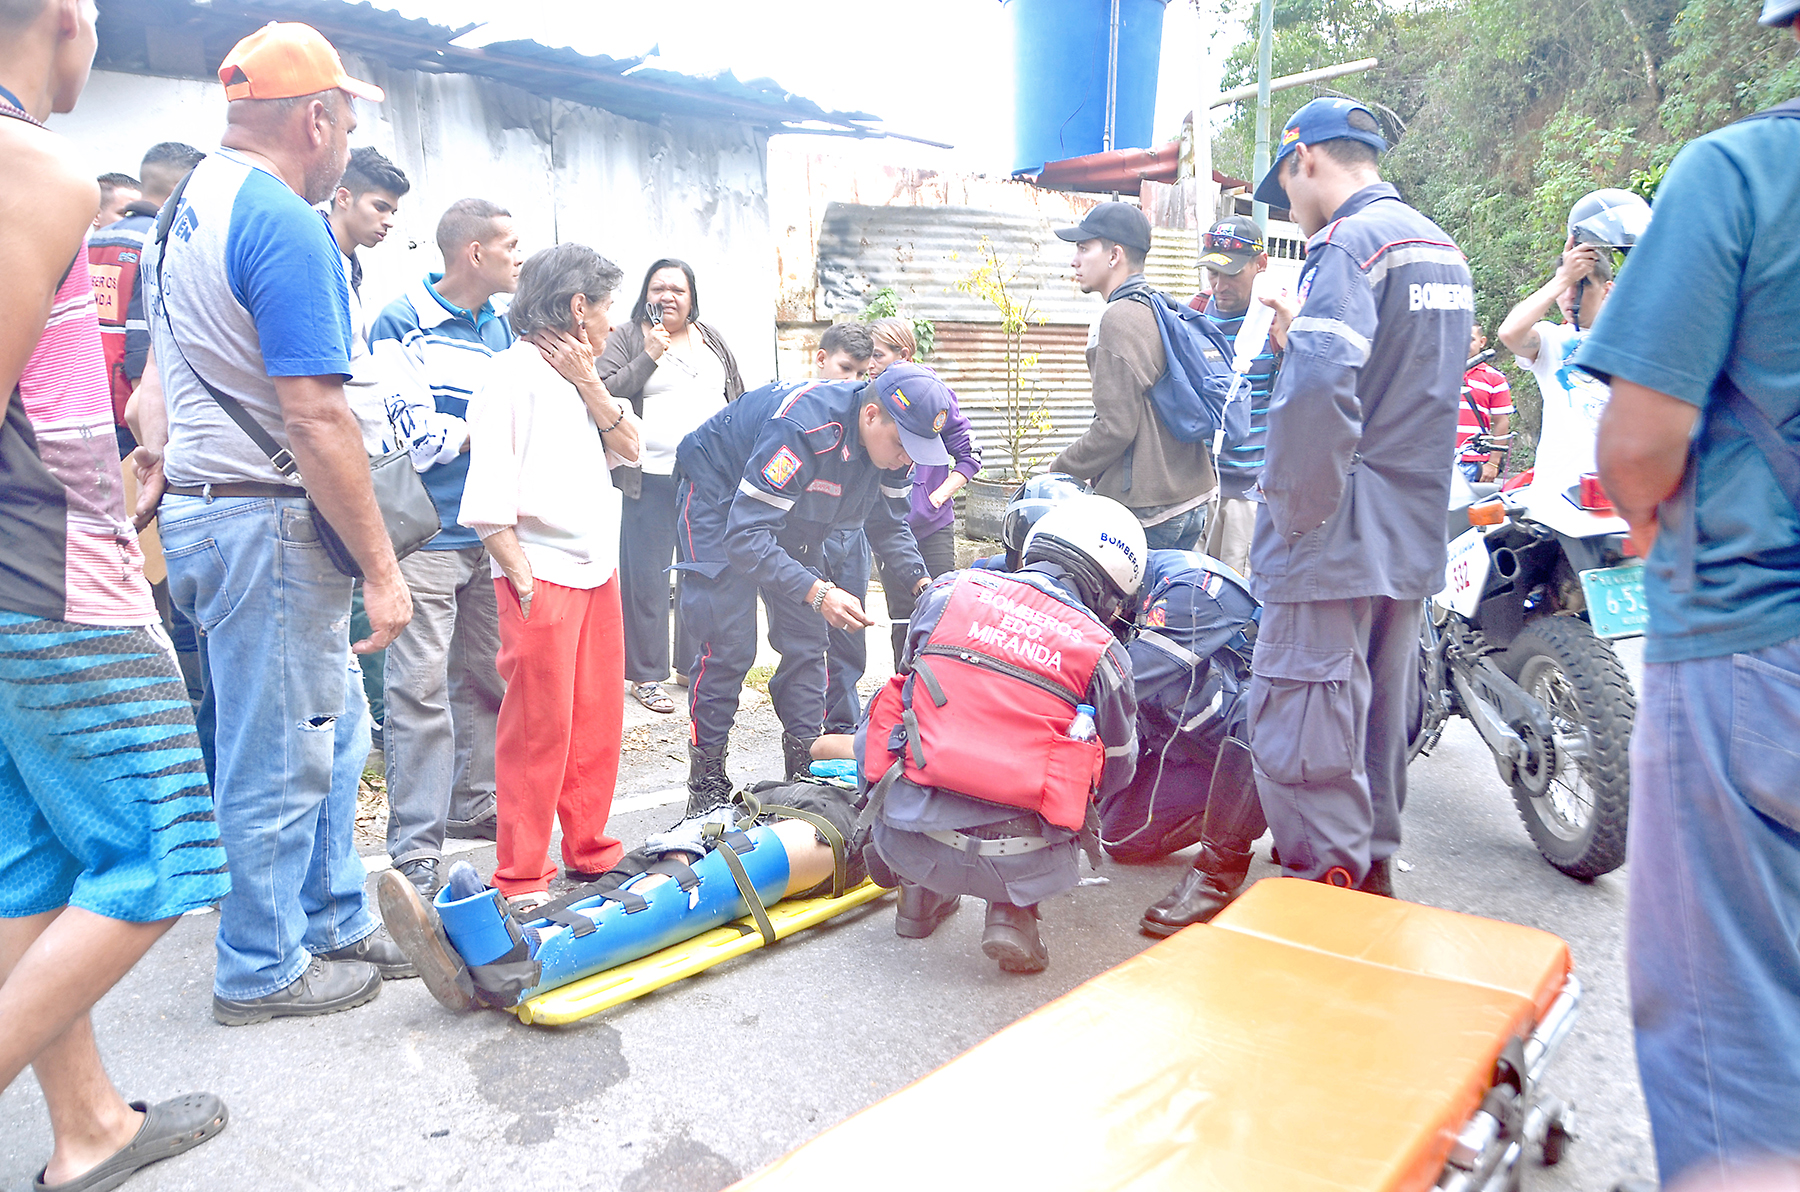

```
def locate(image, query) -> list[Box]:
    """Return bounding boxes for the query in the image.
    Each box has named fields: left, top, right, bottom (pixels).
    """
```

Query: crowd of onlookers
left=5, top=2, right=1800, bottom=1189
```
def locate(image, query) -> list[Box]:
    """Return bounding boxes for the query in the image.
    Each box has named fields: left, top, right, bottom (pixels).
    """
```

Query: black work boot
left=894, top=881, right=961, bottom=939
left=981, top=902, right=1048, bottom=973
left=1139, top=841, right=1256, bottom=937
left=781, top=732, right=818, bottom=782
left=683, top=743, right=732, bottom=820
left=1358, top=857, right=1395, bottom=898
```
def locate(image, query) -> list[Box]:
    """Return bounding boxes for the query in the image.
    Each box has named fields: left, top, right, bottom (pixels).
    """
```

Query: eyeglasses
left=1204, top=232, right=1263, bottom=253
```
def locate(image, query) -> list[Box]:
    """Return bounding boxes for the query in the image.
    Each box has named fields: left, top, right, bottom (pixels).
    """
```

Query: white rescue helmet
left=1567, top=189, right=1651, bottom=253
left=1022, top=495, right=1147, bottom=610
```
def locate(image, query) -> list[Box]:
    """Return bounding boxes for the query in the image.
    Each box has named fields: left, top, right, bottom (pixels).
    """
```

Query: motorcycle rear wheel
left=1500, top=615, right=1635, bottom=879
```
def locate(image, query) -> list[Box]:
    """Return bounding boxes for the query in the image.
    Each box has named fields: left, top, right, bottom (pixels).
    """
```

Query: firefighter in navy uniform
left=1245, top=98, right=1474, bottom=892
left=1122, top=550, right=1278, bottom=933
left=674, top=363, right=945, bottom=816
left=857, top=496, right=1142, bottom=974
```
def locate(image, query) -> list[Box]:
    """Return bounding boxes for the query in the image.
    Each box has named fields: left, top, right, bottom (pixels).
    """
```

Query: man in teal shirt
left=1575, top=5, right=1800, bottom=1178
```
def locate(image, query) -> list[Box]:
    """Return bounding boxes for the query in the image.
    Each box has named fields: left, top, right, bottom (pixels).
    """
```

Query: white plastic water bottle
left=1067, top=704, right=1097, bottom=741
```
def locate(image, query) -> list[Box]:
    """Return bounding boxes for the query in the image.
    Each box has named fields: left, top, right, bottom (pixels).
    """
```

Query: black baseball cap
left=1199, top=215, right=1266, bottom=276
left=1054, top=201, right=1152, bottom=253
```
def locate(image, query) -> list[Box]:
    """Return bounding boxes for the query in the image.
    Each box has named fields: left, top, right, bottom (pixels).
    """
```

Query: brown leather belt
left=165, top=483, right=305, bottom=499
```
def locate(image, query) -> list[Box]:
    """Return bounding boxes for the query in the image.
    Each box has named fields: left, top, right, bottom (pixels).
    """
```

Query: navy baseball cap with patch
left=1253, top=97, right=1389, bottom=210
left=1199, top=215, right=1266, bottom=275
left=1054, top=201, right=1153, bottom=253
left=869, top=363, right=954, bottom=466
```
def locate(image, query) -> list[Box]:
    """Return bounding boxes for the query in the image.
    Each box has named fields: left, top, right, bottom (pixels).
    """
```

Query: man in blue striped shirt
left=367, top=198, right=522, bottom=897
left=1195, top=215, right=1278, bottom=577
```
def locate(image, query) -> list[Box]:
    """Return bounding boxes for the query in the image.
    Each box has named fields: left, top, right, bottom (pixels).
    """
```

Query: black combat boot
left=1358, top=857, right=1395, bottom=898
left=894, top=882, right=961, bottom=939
left=1138, top=841, right=1256, bottom=937
left=781, top=732, right=818, bottom=782
left=981, top=902, right=1048, bottom=973
left=683, top=743, right=732, bottom=821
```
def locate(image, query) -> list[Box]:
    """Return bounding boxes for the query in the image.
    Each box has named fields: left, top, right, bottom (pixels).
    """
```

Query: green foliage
left=857, top=285, right=936, bottom=361
left=949, top=239, right=1053, bottom=480
left=1207, top=0, right=1798, bottom=461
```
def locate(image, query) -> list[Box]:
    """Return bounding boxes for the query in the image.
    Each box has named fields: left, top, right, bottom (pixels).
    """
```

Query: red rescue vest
left=864, top=571, right=1111, bottom=831
left=87, top=236, right=141, bottom=428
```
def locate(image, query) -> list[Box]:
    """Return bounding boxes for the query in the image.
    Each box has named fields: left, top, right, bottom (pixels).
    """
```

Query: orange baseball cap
left=218, top=22, right=385, bottom=103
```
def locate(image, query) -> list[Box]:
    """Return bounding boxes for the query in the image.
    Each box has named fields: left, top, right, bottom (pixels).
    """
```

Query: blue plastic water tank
left=1007, top=0, right=1170, bottom=175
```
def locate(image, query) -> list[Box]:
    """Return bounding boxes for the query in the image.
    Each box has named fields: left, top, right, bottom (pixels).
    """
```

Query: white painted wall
left=48, top=58, right=778, bottom=385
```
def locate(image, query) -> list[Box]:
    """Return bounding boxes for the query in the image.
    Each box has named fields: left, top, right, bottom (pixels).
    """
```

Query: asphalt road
left=0, top=638, right=1657, bottom=1192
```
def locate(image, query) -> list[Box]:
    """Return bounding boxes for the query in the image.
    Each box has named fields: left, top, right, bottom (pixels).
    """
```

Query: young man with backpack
left=1048, top=202, right=1218, bottom=551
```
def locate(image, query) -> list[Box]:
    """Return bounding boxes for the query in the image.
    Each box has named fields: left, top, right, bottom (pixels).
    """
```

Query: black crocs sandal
left=34, top=1092, right=228, bottom=1192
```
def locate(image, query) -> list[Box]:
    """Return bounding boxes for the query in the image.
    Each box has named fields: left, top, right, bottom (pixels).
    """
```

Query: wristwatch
left=810, top=580, right=837, bottom=613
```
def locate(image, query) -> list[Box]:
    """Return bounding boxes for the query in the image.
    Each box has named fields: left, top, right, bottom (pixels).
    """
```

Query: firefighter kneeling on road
left=856, top=496, right=1141, bottom=973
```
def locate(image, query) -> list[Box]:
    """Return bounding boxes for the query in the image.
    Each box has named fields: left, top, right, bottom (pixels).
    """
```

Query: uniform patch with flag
left=761, top=446, right=803, bottom=489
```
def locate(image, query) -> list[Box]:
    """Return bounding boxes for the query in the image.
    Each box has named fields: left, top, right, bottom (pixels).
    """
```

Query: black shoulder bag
left=152, top=169, right=438, bottom=578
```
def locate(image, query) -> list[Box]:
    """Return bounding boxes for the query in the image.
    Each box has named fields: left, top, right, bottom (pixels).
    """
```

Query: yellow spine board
left=513, top=880, right=891, bottom=1026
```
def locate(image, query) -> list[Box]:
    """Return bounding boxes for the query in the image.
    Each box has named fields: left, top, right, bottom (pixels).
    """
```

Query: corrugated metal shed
left=929, top=322, right=1097, bottom=478
left=816, top=203, right=1099, bottom=325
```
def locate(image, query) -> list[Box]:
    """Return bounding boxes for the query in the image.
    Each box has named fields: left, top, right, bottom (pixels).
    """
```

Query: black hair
left=819, top=322, right=873, bottom=361
left=1299, top=109, right=1384, bottom=172
left=633, top=258, right=700, bottom=325
left=1102, top=239, right=1149, bottom=270
left=436, top=197, right=511, bottom=260
left=509, top=244, right=624, bottom=338
left=340, top=145, right=409, bottom=199
left=137, top=142, right=205, bottom=201
left=97, top=173, right=140, bottom=201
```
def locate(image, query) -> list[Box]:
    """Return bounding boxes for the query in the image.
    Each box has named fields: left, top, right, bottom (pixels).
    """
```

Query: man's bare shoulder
left=0, top=120, right=99, bottom=252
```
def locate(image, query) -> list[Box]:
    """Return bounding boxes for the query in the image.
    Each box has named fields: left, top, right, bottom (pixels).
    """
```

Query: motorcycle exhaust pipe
left=1492, top=548, right=1522, bottom=580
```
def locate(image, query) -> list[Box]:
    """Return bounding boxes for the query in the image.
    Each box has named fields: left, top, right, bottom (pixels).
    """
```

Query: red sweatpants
left=491, top=576, right=625, bottom=896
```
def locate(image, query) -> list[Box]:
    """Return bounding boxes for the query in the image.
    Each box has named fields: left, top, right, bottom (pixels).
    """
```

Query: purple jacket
left=907, top=386, right=981, bottom=537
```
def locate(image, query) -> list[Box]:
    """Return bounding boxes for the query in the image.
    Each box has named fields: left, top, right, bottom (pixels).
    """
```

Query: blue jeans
left=1629, top=636, right=1800, bottom=1183
left=1142, top=505, right=1208, bottom=552
left=159, top=495, right=377, bottom=999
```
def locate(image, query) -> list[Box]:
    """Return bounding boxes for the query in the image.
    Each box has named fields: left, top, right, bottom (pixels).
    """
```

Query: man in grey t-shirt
left=138, top=21, right=416, bottom=1025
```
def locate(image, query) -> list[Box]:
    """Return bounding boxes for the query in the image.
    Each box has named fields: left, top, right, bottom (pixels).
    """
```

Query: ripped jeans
left=161, top=494, right=377, bottom=999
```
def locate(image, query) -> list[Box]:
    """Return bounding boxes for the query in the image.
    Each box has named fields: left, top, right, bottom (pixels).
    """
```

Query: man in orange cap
left=133, top=21, right=420, bottom=1026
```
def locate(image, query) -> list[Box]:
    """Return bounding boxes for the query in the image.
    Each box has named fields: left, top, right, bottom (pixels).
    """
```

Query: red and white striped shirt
left=1458, top=362, right=1514, bottom=462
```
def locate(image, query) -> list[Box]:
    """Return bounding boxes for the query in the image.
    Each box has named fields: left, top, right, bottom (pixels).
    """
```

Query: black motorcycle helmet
left=1001, top=473, right=1091, bottom=569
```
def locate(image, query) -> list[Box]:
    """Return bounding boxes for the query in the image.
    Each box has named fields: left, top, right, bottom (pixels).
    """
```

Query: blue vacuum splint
left=434, top=825, right=792, bottom=1006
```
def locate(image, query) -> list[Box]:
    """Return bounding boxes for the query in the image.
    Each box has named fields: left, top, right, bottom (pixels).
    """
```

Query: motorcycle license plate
left=1580, top=562, right=1649, bottom=639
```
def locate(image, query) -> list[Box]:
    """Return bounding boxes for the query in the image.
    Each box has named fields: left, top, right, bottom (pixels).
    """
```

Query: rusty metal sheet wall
left=927, top=321, right=1097, bottom=479
left=817, top=203, right=1100, bottom=326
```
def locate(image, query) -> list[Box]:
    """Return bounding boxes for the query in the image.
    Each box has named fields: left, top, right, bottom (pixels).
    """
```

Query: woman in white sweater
left=459, top=244, right=641, bottom=910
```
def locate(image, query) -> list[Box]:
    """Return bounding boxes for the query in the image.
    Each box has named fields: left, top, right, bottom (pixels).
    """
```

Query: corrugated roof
left=95, top=0, right=882, bottom=133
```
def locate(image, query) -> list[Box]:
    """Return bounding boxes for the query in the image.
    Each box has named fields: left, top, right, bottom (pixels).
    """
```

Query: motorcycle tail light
left=1578, top=473, right=1615, bottom=514
left=1469, top=499, right=1507, bottom=526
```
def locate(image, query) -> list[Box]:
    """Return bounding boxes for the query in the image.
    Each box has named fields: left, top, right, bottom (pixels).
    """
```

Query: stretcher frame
left=512, top=879, right=889, bottom=1026
left=726, top=880, right=1583, bottom=1192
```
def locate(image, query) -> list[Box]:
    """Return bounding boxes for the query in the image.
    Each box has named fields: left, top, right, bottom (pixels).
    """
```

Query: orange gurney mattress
left=729, top=878, right=1573, bottom=1192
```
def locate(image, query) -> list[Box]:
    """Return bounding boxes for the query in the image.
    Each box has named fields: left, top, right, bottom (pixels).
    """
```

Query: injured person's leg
left=380, top=788, right=864, bottom=1013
